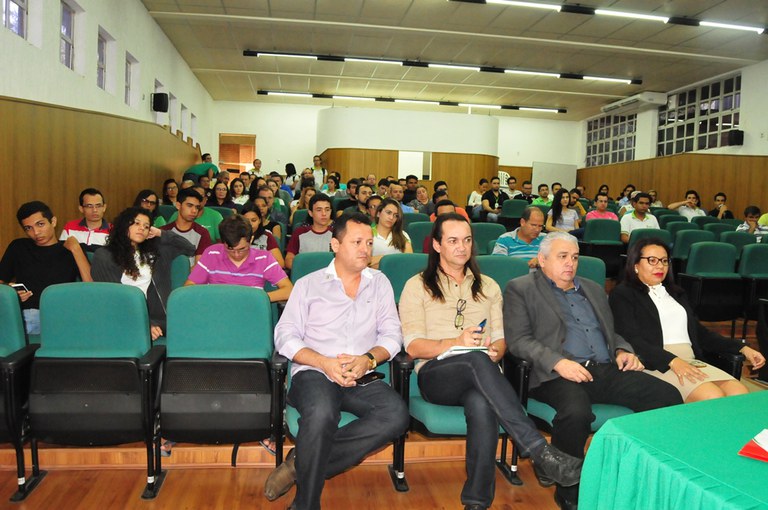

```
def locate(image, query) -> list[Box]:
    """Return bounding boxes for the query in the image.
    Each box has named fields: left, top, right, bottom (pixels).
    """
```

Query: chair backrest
left=476, top=256, right=529, bottom=289
left=628, top=228, right=672, bottom=248
left=170, top=254, right=191, bottom=290
left=158, top=204, right=177, bottom=221
left=292, top=209, right=310, bottom=229
left=658, top=215, right=686, bottom=229
left=291, top=252, right=335, bottom=283
left=0, top=285, right=27, bottom=356
left=721, top=218, right=744, bottom=228
left=576, top=256, right=606, bottom=287
left=471, top=223, right=506, bottom=255
left=650, top=207, right=672, bottom=217
left=671, top=230, right=716, bottom=260
left=208, top=206, right=234, bottom=219
left=37, top=283, right=150, bottom=358
left=703, top=223, right=736, bottom=237
left=379, top=253, right=428, bottom=303
left=406, top=221, right=434, bottom=254
left=534, top=204, right=550, bottom=217
left=739, top=244, right=768, bottom=278
left=583, top=219, right=621, bottom=243
left=500, top=199, right=528, bottom=218
left=685, top=242, right=738, bottom=275
left=402, top=213, right=429, bottom=230
left=720, top=231, right=757, bottom=256
left=166, top=285, right=272, bottom=358
left=691, top=216, right=719, bottom=228
left=667, top=221, right=700, bottom=238
left=332, top=196, right=347, bottom=213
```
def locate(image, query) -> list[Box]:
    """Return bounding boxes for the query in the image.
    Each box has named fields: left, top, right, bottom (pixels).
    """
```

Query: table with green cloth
left=580, top=391, right=768, bottom=510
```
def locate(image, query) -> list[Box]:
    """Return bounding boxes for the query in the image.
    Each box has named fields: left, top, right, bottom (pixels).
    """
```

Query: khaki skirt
left=644, top=343, right=735, bottom=401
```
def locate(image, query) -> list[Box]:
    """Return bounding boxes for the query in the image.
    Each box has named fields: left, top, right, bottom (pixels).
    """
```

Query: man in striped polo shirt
left=59, top=188, right=111, bottom=252
left=492, top=207, right=546, bottom=270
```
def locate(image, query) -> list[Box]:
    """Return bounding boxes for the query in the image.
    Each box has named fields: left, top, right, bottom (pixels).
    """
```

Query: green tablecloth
left=580, top=391, right=768, bottom=510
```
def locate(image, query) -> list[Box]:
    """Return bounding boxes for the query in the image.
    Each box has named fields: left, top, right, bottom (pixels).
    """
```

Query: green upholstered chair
left=476, top=255, right=529, bottom=290
left=402, top=213, right=429, bottom=230
left=290, top=252, right=335, bottom=284
left=739, top=244, right=768, bottom=338
left=406, top=222, right=434, bottom=254
left=291, top=209, right=310, bottom=230
left=667, top=221, right=700, bottom=239
left=332, top=196, right=347, bottom=214
left=161, top=286, right=281, bottom=467
left=576, top=255, right=606, bottom=288
left=721, top=218, right=744, bottom=228
left=379, top=253, right=428, bottom=304
left=30, top=283, right=165, bottom=499
left=658, top=214, right=686, bottom=230
left=208, top=206, right=235, bottom=218
left=650, top=207, right=671, bottom=217
left=580, top=220, right=623, bottom=279
left=170, top=255, right=191, bottom=291
left=157, top=204, right=176, bottom=221
left=628, top=228, right=672, bottom=248
left=703, top=222, right=736, bottom=238
left=691, top=216, right=719, bottom=228
left=671, top=230, right=716, bottom=275
left=499, top=199, right=529, bottom=230
left=471, top=223, right=506, bottom=256
left=720, top=231, right=757, bottom=261
left=0, top=286, right=43, bottom=501
left=535, top=204, right=551, bottom=217
left=582, top=219, right=621, bottom=244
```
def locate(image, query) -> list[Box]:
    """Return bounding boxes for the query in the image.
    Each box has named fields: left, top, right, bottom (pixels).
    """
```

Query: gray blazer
left=503, top=270, right=633, bottom=390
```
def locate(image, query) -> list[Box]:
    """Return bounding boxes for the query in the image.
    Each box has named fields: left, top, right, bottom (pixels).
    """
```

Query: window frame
left=3, top=0, right=27, bottom=38
left=59, top=1, right=75, bottom=70
left=585, top=113, right=637, bottom=167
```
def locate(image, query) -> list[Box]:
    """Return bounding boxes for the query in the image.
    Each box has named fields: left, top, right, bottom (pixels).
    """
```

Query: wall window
left=585, top=114, right=637, bottom=167
left=124, top=57, right=131, bottom=104
left=60, top=1, right=74, bottom=69
left=124, top=52, right=139, bottom=107
left=2, top=0, right=27, bottom=38
left=657, top=74, right=741, bottom=155
left=96, top=31, right=106, bottom=90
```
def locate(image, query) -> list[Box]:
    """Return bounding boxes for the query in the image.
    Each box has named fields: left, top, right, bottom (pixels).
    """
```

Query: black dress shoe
left=464, top=505, right=487, bottom=510
left=264, top=449, right=296, bottom=501
left=554, top=490, right=578, bottom=510
left=530, top=444, right=583, bottom=488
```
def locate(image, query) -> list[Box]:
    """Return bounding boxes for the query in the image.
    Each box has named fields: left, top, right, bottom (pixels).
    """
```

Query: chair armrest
left=0, top=344, right=38, bottom=370
left=502, top=352, right=532, bottom=407
left=393, top=351, right=414, bottom=372
left=391, top=351, right=414, bottom=406
left=138, top=344, right=166, bottom=371
left=271, top=353, right=289, bottom=373
left=707, top=351, right=746, bottom=380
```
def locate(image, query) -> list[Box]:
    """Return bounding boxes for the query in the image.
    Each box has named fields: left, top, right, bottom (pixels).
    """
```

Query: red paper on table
left=739, top=429, right=768, bottom=462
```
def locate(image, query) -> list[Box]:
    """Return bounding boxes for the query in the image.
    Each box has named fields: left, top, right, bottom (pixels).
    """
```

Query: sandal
left=160, top=439, right=176, bottom=457
left=260, top=438, right=277, bottom=456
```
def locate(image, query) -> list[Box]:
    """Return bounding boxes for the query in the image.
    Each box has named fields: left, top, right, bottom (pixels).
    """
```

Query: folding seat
left=703, top=222, right=736, bottom=238
left=576, top=255, right=607, bottom=288
left=658, top=214, right=686, bottom=230
left=471, top=223, right=506, bottom=255
left=402, top=213, right=429, bottom=230
left=667, top=221, right=700, bottom=239
left=720, top=231, right=757, bottom=262
left=579, top=219, right=623, bottom=279
left=476, top=255, right=529, bottom=290
left=291, top=209, right=309, bottom=231
left=405, top=221, right=434, bottom=254
left=498, top=199, right=529, bottom=231
left=691, top=216, right=719, bottom=228
left=671, top=230, right=715, bottom=275
left=29, top=283, right=165, bottom=499
left=157, top=204, right=177, bottom=221
left=628, top=228, right=672, bottom=249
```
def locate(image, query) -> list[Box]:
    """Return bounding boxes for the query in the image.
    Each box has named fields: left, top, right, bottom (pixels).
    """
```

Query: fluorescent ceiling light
left=595, top=9, right=669, bottom=23
left=584, top=76, right=633, bottom=84
left=700, top=21, right=765, bottom=34
left=266, top=92, right=312, bottom=98
left=459, top=103, right=502, bottom=110
left=345, top=57, right=402, bottom=65
left=505, top=69, right=561, bottom=78
left=257, top=52, right=317, bottom=60
left=429, top=63, right=482, bottom=72
left=332, top=95, right=376, bottom=101
left=486, top=0, right=561, bottom=11
left=519, top=107, right=559, bottom=113
left=394, top=99, right=440, bottom=105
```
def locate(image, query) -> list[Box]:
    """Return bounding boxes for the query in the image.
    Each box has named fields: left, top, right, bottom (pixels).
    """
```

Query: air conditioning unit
left=600, top=92, right=667, bottom=115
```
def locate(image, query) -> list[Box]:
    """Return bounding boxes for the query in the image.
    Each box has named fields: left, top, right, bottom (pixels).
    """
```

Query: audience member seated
left=377, top=178, right=391, bottom=197
left=585, top=192, right=618, bottom=222
left=708, top=192, right=734, bottom=220
left=248, top=176, right=267, bottom=200
left=160, top=188, right=212, bottom=264
left=0, top=201, right=92, bottom=334
left=365, top=173, right=377, bottom=187
left=92, top=206, right=194, bottom=340
left=429, top=190, right=470, bottom=222
left=258, top=186, right=288, bottom=225
left=59, top=188, right=111, bottom=252
left=290, top=184, right=317, bottom=224
left=254, top=196, right=283, bottom=240
left=323, top=174, right=343, bottom=198
left=617, top=184, right=636, bottom=207
left=215, top=170, right=230, bottom=188
left=133, top=189, right=164, bottom=227
left=403, top=174, right=419, bottom=204
left=504, top=232, right=682, bottom=510
left=197, top=174, right=212, bottom=201
left=388, top=182, right=415, bottom=213
left=667, top=189, right=706, bottom=222
left=531, top=184, right=552, bottom=206
left=209, top=182, right=237, bottom=210
left=620, top=192, right=659, bottom=244
left=480, top=177, right=509, bottom=223
left=266, top=213, right=409, bottom=508
left=399, top=214, right=582, bottom=510
left=518, top=180, right=536, bottom=204
left=569, top=189, right=587, bottom=219
left=736, top=206, right=768, bottom=242
left=230, top=177, right=250, bottom=205
left=467, top=179, right=489, bottom=220
left=341, top=183, right=372, bottom=218
left=617, top=190, right=642, bottom=218
left=648, top=189, right=663, bottom=208
left=370, top=198, right=413, bottom=269
left=597, top=184, right=611, bottom=201
left=242, top=202, right=285, bottom=268
left=546, top=189, right=581, bottom=238
left=433, top=180, right=448, bottom=195
left=507, top=176, right=522, bottom=198
left=408, top=185, right=435, bottom=216
left=610, top=238, right=764, bottom=402
left=185, top=215, right=291, bottom=302
left=162, top=178, right=179, bottom=205
left=493, top=207, right=546, bottom=270
left=335, top=179, right=361, bottom=216
left=365, top=195, right=383, bottom=220
left=285, top=193, right=334, bottom=270
left=180, top=179, right=195, bottom=190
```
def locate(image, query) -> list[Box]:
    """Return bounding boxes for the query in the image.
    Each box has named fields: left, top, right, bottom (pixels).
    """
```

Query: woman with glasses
left=370, top=198, right=412, bottom=269
left=133, top=189, right=165, bottom=227
left=209, top=182, right=237, bottom=210
left=609, top=237, right=764, bottom=402
left=161, top=179, right=179, bottom=205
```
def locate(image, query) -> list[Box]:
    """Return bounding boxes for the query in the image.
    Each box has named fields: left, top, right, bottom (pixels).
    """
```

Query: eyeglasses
left=640, top=256, right=670, bottom=266
left=226, top=246, right=250, bottom=255
left=454, top=299, right=467, bottom=329
left=83, top=203, right=104, bottom=209
left=141, top=198, right=157, bottom=206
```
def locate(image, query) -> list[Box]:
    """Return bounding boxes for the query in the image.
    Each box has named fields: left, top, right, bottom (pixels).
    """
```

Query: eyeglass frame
left=454, top=298, right=467, bottom=329
left=639, top=256, right=670, bottom=266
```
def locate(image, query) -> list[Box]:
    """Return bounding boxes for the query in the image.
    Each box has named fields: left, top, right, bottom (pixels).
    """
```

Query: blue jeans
left=288, top=370, right=409, bottom=510
left=418, top=352, right=546, bottom=507
left=23, top=308, right=40, bottom=335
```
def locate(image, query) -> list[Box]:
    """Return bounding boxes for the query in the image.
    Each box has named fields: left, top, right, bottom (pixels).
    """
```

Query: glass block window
left=585, top=114, right=637, bottom=167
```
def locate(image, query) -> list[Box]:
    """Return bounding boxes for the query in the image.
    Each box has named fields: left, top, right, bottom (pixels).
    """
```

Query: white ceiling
left=142, top=0, right=768, bottom=120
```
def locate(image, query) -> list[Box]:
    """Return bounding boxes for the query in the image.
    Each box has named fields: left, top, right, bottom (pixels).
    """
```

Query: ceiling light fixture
left=255, top=52, right=317, bottom=60
left=583, top=76, right=633, bottom=84
left=594, top=9, right=669, bottom=23
left=486, top=0, right=561, bottom=11
left=429, top=63, right=483, bottom=72
left=266, top=92, right=313, bottom=98
left=332, top=95, right=376, bottom=101
left=394, top=99, right=441, bottom=105
left=459, top=103, right=503, bottom=109
left=505, top=69, right=561, bottom=78
left=345, top=57, right=403, bottom=65
left=700, top=21, right=765, bottom=34
left=518, top=106, right=560, bottom=113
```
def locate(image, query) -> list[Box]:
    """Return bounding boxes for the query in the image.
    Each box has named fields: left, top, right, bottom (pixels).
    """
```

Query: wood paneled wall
left=577, top=153, right=768, bottom=216
left=499, top=165, right=533, bottom=185
left=320, top=148, right=399, bottom=181
left=0, top=97, right=200, bottom=250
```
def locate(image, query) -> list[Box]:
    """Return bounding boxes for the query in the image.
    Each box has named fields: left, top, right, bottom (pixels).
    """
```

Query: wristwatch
left=364, top=352, right=377, bottom=370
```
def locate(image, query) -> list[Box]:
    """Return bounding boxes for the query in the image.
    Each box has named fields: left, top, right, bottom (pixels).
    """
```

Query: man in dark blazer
left=504, top=232, right=681, bottom=510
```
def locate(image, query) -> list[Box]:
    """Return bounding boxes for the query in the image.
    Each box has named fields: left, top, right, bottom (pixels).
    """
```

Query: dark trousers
left=288, top=370, right=409, bottom=510
left=418, top=352, right=546, bottom=508
left=529, top=363, right=682, bottom=501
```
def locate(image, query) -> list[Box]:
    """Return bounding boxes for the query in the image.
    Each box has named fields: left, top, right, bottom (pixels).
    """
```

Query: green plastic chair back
left=170, top=254, right=191, bottom=290
left=667, top=221, right=700, bottom=238
left=0, top=285, right=27, bottom=356
left=671, top=230, right=716, bottom=260
left=721, top=218, right=744, bottom=228
left=37, top=283, right=150, bottom=358
left=292, top=209, right=309, bottom=230
left=685, top=242, right=738, bottom=276
left=583, top=219, right=621, bottom=244
left=291, top=252, right=335, bottom=283
left=658, top=215, right=686, bottom=229
left=628, top=228, right=672, bottom=248
left=704, top=223, right=736, bottom=237
left=476, top=255, right=529, bottom=289
left=650, top=207, right=672, bottom=217
left=740, top=244, right=768, bottom=278
left=720, top=231, right=757, bottom=259
left=379, top=253, right=428, bottom=304
left=406, top=222, right=434, bottom=254
left=208, top=206, right=234, bottom=219
left=402, top=213, right=430, bottom=230
left=576, top=256, right=606, bottom=288
left=499, top=199, right=528, bottom=218
left=166, top=285, right=272, bottom=358
left=158, top=204, right=177, bottom=221
left=606, top=203, right=619, bottom=214
left=331, top=196, right=347, bottom=213
left=691, top=216, right=719, bottom=228
left=153, top=215, right=167, bottom=228
left=471, top=223, right=506, bottom=255
left=578, top=198, right=590, bottom=211
left=535, top=204, right=551, bottom=217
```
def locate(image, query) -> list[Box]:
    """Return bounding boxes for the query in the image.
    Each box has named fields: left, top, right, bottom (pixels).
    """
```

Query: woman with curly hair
left=91, top=207, right=195, bottom=340
left=370, top=197, right=412, bottom=269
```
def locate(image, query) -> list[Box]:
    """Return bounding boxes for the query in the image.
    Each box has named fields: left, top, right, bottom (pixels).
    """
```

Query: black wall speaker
left=728, top=129, right=744, bottom=146
left=152, top=93, right=169, bottom=113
